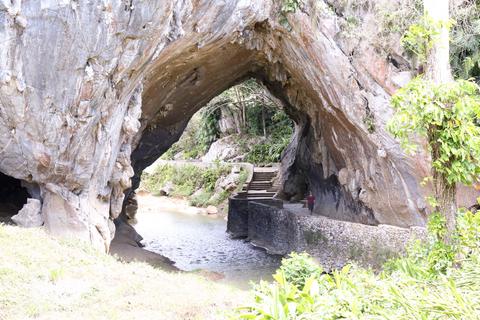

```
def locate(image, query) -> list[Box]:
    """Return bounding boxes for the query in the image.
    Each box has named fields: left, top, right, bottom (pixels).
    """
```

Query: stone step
left=249, top=183, right=272, bottom=188
left=247, top=192, right=275, bottom=199
left=253, top=173, right=276, bottom=178
left=246, top=192, right=277, bottom=197
left=252, top=172, right=276, bottom=178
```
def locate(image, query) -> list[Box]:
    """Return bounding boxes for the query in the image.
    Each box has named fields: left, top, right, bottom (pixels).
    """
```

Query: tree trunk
left=424, top=0, right=452, bottom=84
left=234, top=87, right=247, bottom=132
left=424, top=0, right=456, bottom=241
left=262, top=105, right=267, bottom=138
left=430, top=131, right=457, bottom=243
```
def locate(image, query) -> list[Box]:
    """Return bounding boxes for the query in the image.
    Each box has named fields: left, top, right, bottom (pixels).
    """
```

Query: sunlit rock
left=11, top=199, right=42, bottom=228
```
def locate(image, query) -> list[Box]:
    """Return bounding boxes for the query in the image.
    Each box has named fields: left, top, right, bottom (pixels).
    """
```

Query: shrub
left=279, top=252, right=323, bottom=289
left=189, top=190, right=213, bottom=207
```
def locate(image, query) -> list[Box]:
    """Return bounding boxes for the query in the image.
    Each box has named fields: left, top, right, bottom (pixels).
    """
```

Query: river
left=134, top=195, right=282, bottom=289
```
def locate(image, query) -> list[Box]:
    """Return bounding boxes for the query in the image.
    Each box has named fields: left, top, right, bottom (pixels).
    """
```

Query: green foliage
left=279, top=253, right=323, bottom=289
left=387, top=77, right=480, bottom=185
left=379, top=0, right=422, bottom=34
left=162, top=107, right=221, bottom=161
left=141, top=163, right=246, bottom=208
left=342, top=0, right=480, bottom=80
left=363, top=109, right=375, bottom=133
left=236, top=270, right=321, bottom=319
left=400, top=15, right=446, bottom=63
left=245, top=144, right=278, bottom=164
left=386, top=209, right=480, bottom=279
left=141, top=164, right=227, bottom=198
left=208, top=189, right=231, bottom=207
left=189, top=190, right=213, bottom=207
left=244, top=111, right=293, bottom=164
left=243, top=107, right=293, bottom=164
left=198, top=107, right=221, bottom=149
left=452, top=208, right=480, bottom=256
left=236, top=169, right=248, bottom=192
left=450, top=3, right=480, bottom=80
left=48, top=268, right=64, bottom=283
left=236, top=212, right=480, bottom=319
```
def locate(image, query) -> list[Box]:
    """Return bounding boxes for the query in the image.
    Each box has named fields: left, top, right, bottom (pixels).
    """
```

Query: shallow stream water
left=134, top=199, right=282, bottom=289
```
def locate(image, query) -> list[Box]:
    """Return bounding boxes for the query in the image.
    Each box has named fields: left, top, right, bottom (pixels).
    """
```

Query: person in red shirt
left=306, top=191, right=315, bottom=214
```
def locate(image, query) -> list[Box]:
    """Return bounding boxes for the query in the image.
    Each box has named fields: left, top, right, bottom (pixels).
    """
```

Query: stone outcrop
left=0, top=0, right=475, bottom=249
left=202, top=136, right=243, bottom=162
left=11, top=198, right=42, bottom=227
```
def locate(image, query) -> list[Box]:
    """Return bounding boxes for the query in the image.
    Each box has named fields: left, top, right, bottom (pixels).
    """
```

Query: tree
left=388, top=0, right=480, bottom=243
left=424, top=0, right=456, bottom=241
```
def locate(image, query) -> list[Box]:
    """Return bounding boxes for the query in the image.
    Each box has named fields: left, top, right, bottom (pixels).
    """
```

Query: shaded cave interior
left=0, top=173, right=29, bottom=222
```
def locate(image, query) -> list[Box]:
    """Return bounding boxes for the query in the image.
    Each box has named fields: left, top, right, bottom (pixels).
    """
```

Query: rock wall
left=0, top=0, right=471, bottom=249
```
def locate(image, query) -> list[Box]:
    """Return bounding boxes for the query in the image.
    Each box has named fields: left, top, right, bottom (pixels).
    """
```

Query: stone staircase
left=241, top=167, right=279, bottom=199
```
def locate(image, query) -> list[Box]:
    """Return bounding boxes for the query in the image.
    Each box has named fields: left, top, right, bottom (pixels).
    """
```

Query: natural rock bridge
left=0, top=0, right=475, bottom=250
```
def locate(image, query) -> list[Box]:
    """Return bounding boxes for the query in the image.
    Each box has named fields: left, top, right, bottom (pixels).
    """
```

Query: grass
left=0, top=224, right=247, bottom=320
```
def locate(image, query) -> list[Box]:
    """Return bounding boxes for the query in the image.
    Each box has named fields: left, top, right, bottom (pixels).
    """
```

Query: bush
left=171, top=184, right=195, bottom=197
left=189, top=190, right=213, bottom=207
left=279, top=252, right=323, bottom=289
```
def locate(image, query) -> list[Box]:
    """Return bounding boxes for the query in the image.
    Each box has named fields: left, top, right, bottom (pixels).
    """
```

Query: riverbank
left=109, top=194, right=226, bottom=271
left=136, top=192, right=226, bottom=218
left=0, top=224, right=247, bottom=319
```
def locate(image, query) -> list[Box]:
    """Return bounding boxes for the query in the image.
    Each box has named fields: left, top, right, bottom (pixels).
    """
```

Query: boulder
left=216, top=173, right=239, bottom=192
left=11, top=199, right=43, bottom=228
left=202, top=136, right=242, bottom=162
left=206, top=206, right=218, bottom=215
left=159, top=181, right=174, bottom=196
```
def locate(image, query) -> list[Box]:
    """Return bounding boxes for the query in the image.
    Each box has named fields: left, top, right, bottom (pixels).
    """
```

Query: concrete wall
left=227, top=197, right=283, bottom=238
left=227, top=197, right=250, bottom=238
left=229, top=199, right=426, bottom=270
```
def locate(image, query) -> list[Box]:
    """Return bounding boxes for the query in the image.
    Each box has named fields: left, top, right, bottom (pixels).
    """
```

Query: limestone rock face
left=0, top=0, right=472, bottom=249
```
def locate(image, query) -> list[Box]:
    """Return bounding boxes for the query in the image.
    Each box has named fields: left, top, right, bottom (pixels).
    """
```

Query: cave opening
left=118, top=77, right=301, bottom=282
left=0, top=172, right=30, bottom=223
left=155, top=77, right=295, bottom=165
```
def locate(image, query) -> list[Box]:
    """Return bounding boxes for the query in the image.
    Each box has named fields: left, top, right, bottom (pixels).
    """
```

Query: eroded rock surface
left=0, top=0, right=470, bottom=249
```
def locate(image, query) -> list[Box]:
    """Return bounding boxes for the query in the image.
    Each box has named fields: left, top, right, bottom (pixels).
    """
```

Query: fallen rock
left=159, top=181, right=174, bottom=196
left=11, top=198, right=43, bottom=227
left=206, top=205, right=218, bottom=215
left=217, top=173, right=239, bottom=191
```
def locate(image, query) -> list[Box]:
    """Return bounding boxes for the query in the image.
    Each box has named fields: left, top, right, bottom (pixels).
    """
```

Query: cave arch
left=0, top=0, right=447, bottom=250
left=128, top=30, right=422, bottom=228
